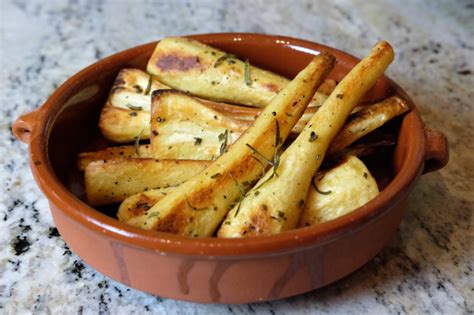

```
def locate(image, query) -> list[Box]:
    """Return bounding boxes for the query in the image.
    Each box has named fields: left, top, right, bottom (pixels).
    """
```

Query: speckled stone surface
left=1, top=0, right=472, bottom=313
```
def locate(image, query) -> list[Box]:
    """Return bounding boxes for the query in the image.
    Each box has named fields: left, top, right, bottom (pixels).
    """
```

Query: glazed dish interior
left=46, top=38, right=404, bottom=234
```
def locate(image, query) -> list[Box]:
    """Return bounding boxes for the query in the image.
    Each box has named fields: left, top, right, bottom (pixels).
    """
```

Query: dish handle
left=422, top=125, right=449, bottom=174
left=12, top=107, right=41, bottom=144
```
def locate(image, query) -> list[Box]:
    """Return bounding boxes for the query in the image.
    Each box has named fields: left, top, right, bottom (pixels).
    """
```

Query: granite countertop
left=1, top=0, right=472, bottom=313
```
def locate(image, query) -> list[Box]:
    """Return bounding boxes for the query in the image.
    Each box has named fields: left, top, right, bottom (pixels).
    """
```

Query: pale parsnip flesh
left=218, top=41, right=394, bottom=238
left=85, top=158, right=210, bottom=206
left=299, top=155, right=379, bottom=225
left=99, top=69, right=169, bottom=142
left=149, top=90, right=246, bottom=160
left=125, top=53, right=336, bottom=236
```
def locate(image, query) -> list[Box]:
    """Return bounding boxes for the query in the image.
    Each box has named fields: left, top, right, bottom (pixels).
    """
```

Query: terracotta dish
left=12, top=33, right=448, bottom=304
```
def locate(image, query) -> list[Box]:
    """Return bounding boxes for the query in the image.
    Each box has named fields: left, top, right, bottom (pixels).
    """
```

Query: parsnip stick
left=77, top=144, right=152, bottom=171
left=147, top=37, right=332, bottom=108
left=327, top=95, right=410, bottom=155
left=80, top=95, right=406, bottom=169
left=218, top=41, right=394, bottom=238
left=99, top=68, right=332, bottom=143
left=299, top=155, right=379, bottom=226
left=85, top=158, right=210, bottom=206
left=149, top=90, right=246, bottom=160
left=125, top=52, right=336, bottom=236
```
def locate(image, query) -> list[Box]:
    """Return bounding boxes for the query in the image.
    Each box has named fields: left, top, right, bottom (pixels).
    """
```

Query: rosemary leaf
left=229, top=173, right=246, bottom=217
left=134, top=128, right=144, bottom=156
left=219, top=130, right=229, bottom=156
left=147, top=212, right=160, bottom=219
left=311, top=177, right=332, bottom=195
left=309, top=131, right=318, bottom=142
left=246, top=144, right=273, bottom=166
left=214, top=54, right=237, bottom=68
left=144, top=77, right=152, bottom=95
left=126, top=104, right=143, bottom=111
left=275, top=118, right=281, bottom=146
left=245, top=59, right=251, bottom=86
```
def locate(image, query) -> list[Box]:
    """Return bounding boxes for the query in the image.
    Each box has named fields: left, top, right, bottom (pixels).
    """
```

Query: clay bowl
left=12, top=33, right=448, bottom=304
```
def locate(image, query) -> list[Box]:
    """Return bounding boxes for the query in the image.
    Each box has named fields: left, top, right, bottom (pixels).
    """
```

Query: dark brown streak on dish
left=177, top=259, right=196, bottom=295
left=209, top=261, right=236, bottom=302
left=156, top=53, right=202, bottom=72
left=268, top=249, right=325, bottom=299
left=109, top=241, right=131, bottom=286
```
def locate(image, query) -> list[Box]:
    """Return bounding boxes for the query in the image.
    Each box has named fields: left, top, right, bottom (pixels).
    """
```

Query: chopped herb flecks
left=134, top=128, right=144, bottom=156
left=214, top=54, right=237, bottom=67
left=219, top=130, right=229, bottom=155
left=210, top=173, right=221, bottom=179
left=309, top=131, right=318, bottom=142
left=144, top=77, right=152, bottom=95
left=245, top=59, right=251, bottom=86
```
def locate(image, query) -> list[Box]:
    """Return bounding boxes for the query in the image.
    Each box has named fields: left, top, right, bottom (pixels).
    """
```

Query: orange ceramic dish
left=12, top=33, right=448, bottom=304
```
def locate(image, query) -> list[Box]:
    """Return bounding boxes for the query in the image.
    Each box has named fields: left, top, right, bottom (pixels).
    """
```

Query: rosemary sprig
left=311, top=176, right=332, bottom=195
left=134, top=128, right=145, bottom=156
left=213, top=54, right=237, bottom=68
left=251, top=119, right=282, bottom=190
left=219, top=130, right=229, bottom=156
left=275, top=117, right=281, bottom=146
left=245, top=59, right=251, bottom=86
left=246, top=143, right=274, bottom=166
left=126, top=104, right=143, bottom=111
left=230, top=173, right=246, bottom=217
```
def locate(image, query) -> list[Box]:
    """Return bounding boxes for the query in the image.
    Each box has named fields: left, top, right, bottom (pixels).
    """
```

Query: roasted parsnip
left=100, top=68, right=332, bottom=143
left=99, top=69, right=169, bottom=142
left=218, top=41, right=394, bottom=238
left=327, top=95, right=410, bottom=155
left=85, top=158, right=210, bottom=206
left=125, top=52, right=336, bottom=236
left=77, top=144, right=152, bottom=171
left=146, top=37, right=330, bottom=108
left=80, top=94, right=406, bottom=168
left=149, top=90, right=246, bottom=160
left=117, top=155, right=379, bottom=224
left=117, top=188, right=172, bottom=222
left=299, top=155, right=379, bottom=226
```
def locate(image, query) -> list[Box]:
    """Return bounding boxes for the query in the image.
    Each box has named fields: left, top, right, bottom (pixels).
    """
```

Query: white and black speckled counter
left=1, top=0, right=472, bottom=313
